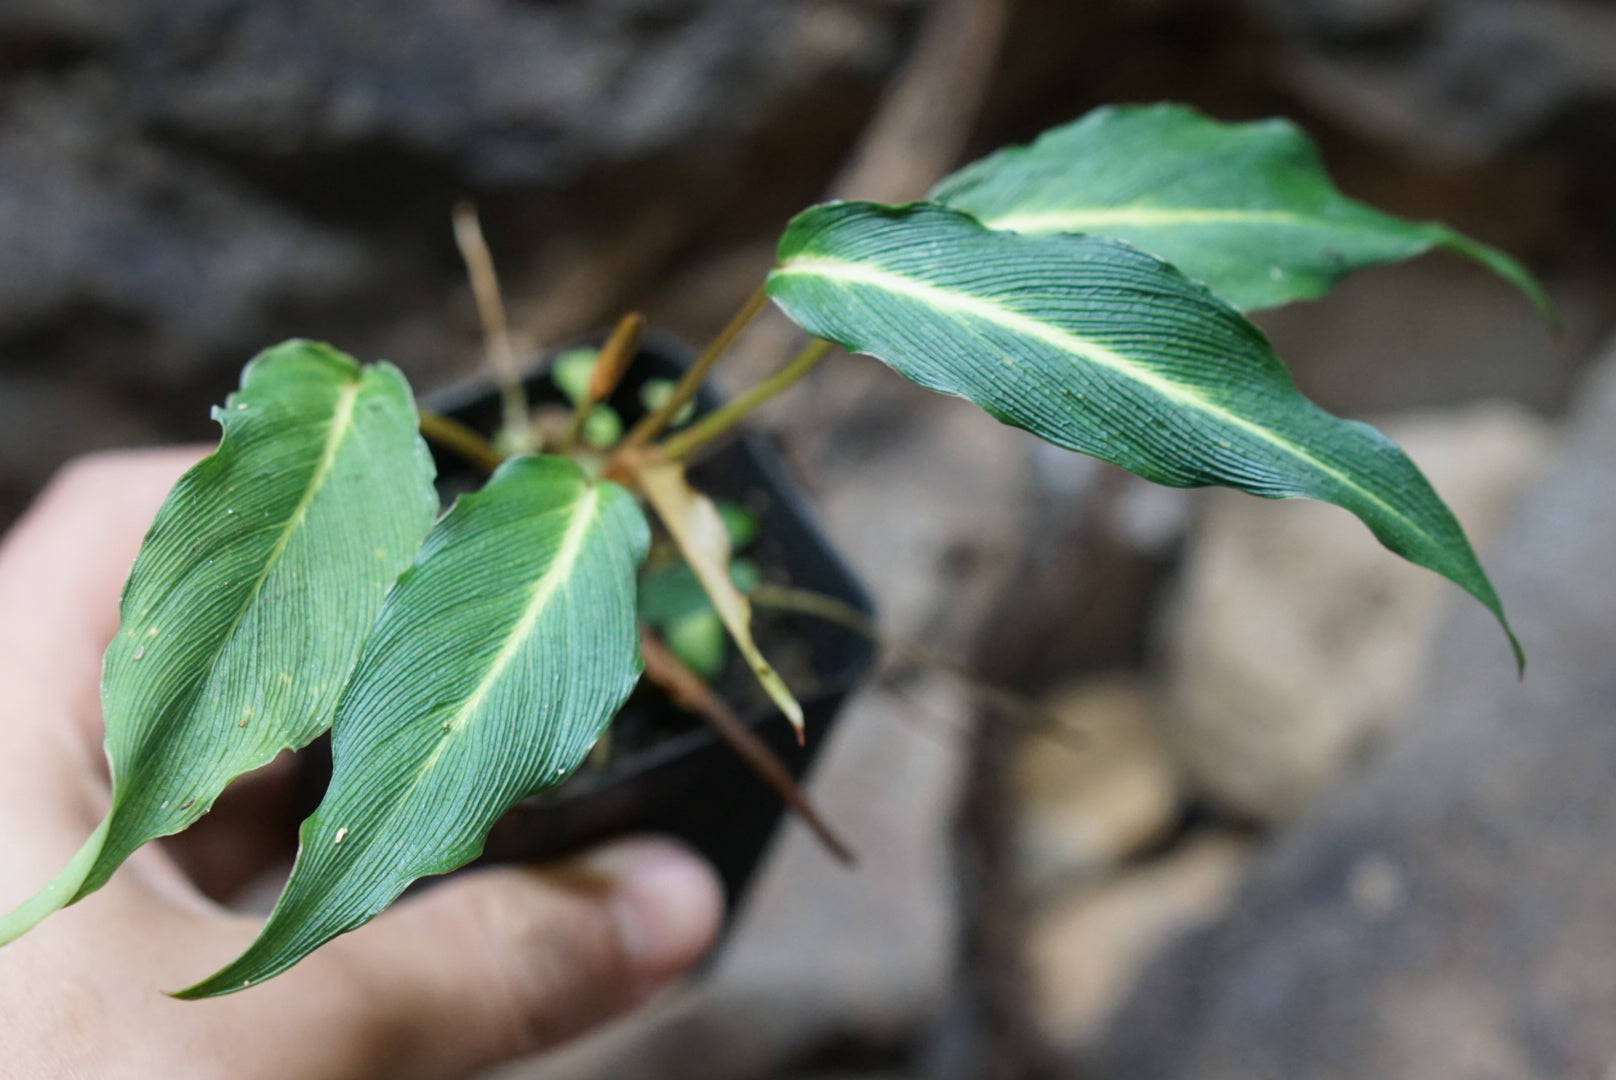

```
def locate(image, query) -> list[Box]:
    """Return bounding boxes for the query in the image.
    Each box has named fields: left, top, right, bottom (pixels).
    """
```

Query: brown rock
left=1027, top=833, right=1252, bottom=1052
left=1013, top=675, right=1183, bottom=900
left=1083, top=336, right=1616, bottom=1080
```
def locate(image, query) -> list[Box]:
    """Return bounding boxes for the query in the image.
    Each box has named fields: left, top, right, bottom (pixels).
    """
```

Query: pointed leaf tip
left=1429, top=226, right=1557, bottom=329
left=768, top=202, right=1519, bottom=663
left=931, top=102, right=1550, bottom=317
left=180, top=455, right=650, bottom=996
left=17, top=341, right=439, bottom=928
left=634, top=460, right=805, bottom=739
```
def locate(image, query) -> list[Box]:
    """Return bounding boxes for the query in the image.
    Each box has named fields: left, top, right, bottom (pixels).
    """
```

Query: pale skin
left=0, top=449, right=724, bottom=1079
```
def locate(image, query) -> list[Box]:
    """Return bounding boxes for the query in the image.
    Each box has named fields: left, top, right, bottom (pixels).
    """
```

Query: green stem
left=660, top=338, right=834, bottom=462
left=0, top=817, right=110, bottom=946
left=620, top=285, right=768, bottom=451
left=559, top=397, right=592, bottom=456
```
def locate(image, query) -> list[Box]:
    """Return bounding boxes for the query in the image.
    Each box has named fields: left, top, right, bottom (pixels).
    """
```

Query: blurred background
left=5, top=1, right=1616, bottom=1078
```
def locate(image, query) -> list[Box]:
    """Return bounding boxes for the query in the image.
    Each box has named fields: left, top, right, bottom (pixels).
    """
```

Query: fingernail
left=589, top=838, right=724, bottom=985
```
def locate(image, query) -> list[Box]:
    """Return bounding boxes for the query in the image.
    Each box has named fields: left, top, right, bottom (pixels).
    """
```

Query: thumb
left=323, top=838, right=723, bottom=1078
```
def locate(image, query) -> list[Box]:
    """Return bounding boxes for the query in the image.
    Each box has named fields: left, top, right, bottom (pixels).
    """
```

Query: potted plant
left=423, top=329, right=875, bottom=904
left=0, top=103, right=1545, bottom=999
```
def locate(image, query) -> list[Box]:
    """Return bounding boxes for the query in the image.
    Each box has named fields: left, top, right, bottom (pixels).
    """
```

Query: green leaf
left=639, top=378, right=697, bottom=428
left=767, top=202, right=1520, bottom=667
left=715, top=502, right=760, bottom=550
left=638, top=559, right=761, bottom=628
left=931, top=103, right=1550, bottom=316
left=551, top=347, right=599, bottom=405
left=177, top=455, right=649, bottom=997
left=666, top=609, right=727, bottom=680
left=583, top=404, right=624, bottom=449
left=639, top=557, right=762, bottom=678
left=0, top=341, right=437, bottom=945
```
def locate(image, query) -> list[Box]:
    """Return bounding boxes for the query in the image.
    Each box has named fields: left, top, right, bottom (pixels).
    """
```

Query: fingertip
left=581, top=838, right=725, bottom=991
left=0, top=445, right=216, bottom=760
left=0, top=445, right=212, bottom=610
left=34, top=446, right=211, bottom=525
left=309, top=838, right=725, bottom=1073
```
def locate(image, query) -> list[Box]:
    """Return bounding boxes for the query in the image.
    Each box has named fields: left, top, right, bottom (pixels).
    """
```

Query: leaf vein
left=775, top=255, right=1415, bottom=536
left=982, top=207, right=1312, bottom=234
left=401, top=481, right=602, bottom=789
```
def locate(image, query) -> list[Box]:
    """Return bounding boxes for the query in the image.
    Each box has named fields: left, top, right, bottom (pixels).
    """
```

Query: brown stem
left=749, top=584, right=1083, bottom=749
left=452, top=201, right=531, bottom=453
left=562, top=312, right=644, bottom=452
left=417, top=408, right=505, bottom=475
left=638, top=625, right=855, bottom=865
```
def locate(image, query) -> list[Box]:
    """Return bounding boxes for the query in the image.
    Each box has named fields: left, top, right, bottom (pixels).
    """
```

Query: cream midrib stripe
left=194, top=379, right=365, bottom=646
left=323, top=484, right=602, bottom=859
left=106, top=377, right=365, bottom=850
left=433, top=484, right=602, bottom=744
left=225, top=492, right=607, bottom=970
left=114, top=380, right=363, bottom=756
left=981, top=207, right=1311, bottom=234
left=250, top=379, right=365, bottom=607
left=776, top=255, right=1414, bottom=535
left=207, top=379, right=364, bottom=674
left=273, top=484, right=605, bottom=897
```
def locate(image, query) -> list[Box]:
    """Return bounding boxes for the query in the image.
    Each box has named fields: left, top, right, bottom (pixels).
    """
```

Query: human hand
left=0, top=449, right=723, bottom=1079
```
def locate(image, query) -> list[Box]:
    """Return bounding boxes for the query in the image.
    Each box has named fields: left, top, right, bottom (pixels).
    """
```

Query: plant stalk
left=619, top=285, right=768, bottom=451
left=659, top=338, right=834, bottom=462
left=417, top=408, right=506, bottom=475
left=452, top=201, right=532, bottom=454
left=561, top=312, right=643, bottom=453
left=638, top=626, right=854, bottom=864
left=749, top=584, right=1077, bottom=745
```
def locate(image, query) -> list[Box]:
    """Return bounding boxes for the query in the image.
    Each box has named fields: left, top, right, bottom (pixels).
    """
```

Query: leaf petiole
left=659, top=338, right=834, bottom=463
left=619, top=285, right=769, bottom=452
left=561, top=313, right=644, bottom=453
left=638, top=626, right=853, bottom=864
left=452, top=202, right=532, bottom=454
left=417, top=408, right=505, bottom=475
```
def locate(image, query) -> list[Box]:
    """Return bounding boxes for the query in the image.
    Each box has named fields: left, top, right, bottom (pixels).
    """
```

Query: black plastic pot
left=422, top=334, right=876, bottom=907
